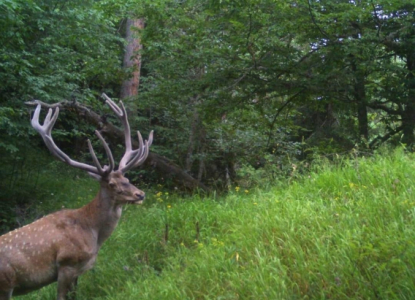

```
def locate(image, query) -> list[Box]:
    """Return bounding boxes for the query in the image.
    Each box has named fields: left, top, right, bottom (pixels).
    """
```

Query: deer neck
left=80, top=187, right=123, bottom=248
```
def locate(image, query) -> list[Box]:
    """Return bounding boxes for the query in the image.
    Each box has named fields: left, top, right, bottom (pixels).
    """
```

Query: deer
left=0, top=94, right=153, bottom=300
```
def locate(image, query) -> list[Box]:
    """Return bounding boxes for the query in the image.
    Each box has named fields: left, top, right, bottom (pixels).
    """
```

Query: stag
left=0, top=94, right=153, bottom=300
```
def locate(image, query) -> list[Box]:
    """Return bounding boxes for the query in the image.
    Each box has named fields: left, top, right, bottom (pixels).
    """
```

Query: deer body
left=0, top=208, right=99, bottom=297
left=0, top=95, right=153, bottom=300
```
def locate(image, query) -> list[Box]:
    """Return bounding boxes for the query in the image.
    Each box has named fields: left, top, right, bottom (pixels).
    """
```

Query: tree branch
left=307, top=0, right=330, bottom=39
left=369, top=126, right=403, bottom=149
left=265, top=88, right=306, bottom=148
left=368, top=102, right=400, bottom=115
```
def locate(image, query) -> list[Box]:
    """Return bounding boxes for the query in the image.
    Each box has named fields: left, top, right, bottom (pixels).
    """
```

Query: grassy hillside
left=18, top=149, right=415, bottom=299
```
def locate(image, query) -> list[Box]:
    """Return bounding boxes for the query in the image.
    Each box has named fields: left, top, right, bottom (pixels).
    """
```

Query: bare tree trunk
left=120, top=18, right=144, bottom=100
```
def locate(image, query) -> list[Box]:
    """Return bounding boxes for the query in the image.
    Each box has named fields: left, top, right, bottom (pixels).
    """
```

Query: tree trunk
left=120, top=18, right=144, bottom=100
left=197, top=128, right=206, bottom=183
left=357, top=100, right=368, bottom=140
left=351, top=60, right=368, bottom=141
left=401, top=52, right=415, bottom=149
left=401, top=53, right=415, bottom=149
left=400, top=105, right=415, bottom=147
left=185, top=96, right=200, bottom=173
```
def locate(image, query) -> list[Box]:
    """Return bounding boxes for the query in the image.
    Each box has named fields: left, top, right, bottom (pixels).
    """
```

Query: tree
left=121, top=18, right=145, bottom=100
left=0, top=0, right=123, bottom=229
left=372, top=1, right=415, bottom=148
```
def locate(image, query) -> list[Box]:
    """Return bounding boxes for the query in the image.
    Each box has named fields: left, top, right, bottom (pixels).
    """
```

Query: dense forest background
left=1, top=0, right=415, bottom=229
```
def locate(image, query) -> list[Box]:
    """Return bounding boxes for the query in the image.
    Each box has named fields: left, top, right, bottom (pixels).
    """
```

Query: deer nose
left=135, top=193, right=145, bottom=200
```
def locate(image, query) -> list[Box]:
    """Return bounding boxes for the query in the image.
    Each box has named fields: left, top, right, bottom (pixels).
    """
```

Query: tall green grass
left=18, top=149, right=415, bottom=299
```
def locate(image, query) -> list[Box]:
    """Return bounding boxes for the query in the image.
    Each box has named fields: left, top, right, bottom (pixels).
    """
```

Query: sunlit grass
left=17, top=149, right=415, bottom=299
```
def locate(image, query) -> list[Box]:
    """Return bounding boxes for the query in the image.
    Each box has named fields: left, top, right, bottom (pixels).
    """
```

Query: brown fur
left=0, top=171, right=145, bottom=300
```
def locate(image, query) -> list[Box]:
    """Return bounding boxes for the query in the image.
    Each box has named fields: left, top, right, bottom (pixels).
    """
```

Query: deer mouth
left=129, top=199, right=144, bottom=205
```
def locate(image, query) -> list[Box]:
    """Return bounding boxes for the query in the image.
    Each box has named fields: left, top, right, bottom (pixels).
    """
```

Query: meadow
left=17, top=149, right=415, bottom=299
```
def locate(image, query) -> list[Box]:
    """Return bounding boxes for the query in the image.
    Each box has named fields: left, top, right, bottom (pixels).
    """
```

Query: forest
left=1, top=0, right=415, bottom=299
left=2, top=0, right=415, bottom=225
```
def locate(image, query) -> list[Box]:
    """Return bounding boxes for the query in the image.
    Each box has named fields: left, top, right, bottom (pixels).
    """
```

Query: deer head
left=0, top=94, right=153, bottom=300
left=103, top=171, right=145, bottom=205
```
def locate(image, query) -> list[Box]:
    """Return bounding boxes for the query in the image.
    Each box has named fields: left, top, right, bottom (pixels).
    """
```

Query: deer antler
left=101, top=93, right=153, bottom=174
left=30, top=95, right=152, bottom=177
left=31, top=104, right=115, bottom=177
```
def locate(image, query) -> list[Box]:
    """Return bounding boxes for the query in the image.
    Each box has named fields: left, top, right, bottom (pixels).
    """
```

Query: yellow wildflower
left=244, top=189, right=249, bottom=194
left=211, top=238, right=224, bottom=247
left=235, top=186, right=240, bottom=192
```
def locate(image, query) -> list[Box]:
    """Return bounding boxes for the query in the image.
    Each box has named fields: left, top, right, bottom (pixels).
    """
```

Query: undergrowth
left=17, top=149, right=415, bottom=299
left=0, top=151, right=98, bottom=234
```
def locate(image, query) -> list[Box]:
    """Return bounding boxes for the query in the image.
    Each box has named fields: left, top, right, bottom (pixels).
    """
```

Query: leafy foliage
left=0, top=0, right=123, bottom=227
left=1, top=0, right=415, bottom=215
left=126, top=0, right=415, bottom=187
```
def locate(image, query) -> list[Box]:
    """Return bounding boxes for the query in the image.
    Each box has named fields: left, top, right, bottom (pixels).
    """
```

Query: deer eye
left=122, top=182, right=129, bottom=188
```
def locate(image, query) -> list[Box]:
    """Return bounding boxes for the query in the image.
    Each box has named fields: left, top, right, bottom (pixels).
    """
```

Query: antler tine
left=31, top=104, right=114, bottom=178
left=147, top=129, right=154, bottom=147
left=118, top=101, right=132, bottom=153
left=101, top=93, right=152, bottom=174
left=32, top=105, right=73, bottom=164
left=102, top=93, right=132, bottom=153
left=119, top=130, right=154, bottom=173
left=87, top=130, right=115, bottom=175
left=44, top=107, right=58, bottom=135
left=102, top=93, right=123, bottom=116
